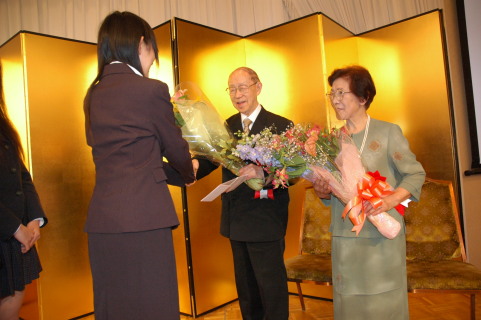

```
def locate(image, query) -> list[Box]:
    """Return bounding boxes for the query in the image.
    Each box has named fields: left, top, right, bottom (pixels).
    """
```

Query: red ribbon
left=368, top=171, right=405, bottom=215
left=341, top=171, right=403, bottom=236
left=254, top=189, right=274, bottom=200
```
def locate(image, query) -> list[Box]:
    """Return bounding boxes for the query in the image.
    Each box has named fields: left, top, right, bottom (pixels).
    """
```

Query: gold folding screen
left=357, top=13, right=455, bottom=184
left=0, top=9, right=454, bottom=319
left=152, top=22, right=194, bottom=316
left=172, top=19, right=242, bottom=316
left=0, top=33, right=97, bottom=319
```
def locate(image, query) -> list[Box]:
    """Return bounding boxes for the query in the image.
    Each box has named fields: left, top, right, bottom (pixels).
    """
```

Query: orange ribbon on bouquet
left=341, top=171, right=395, bottom=236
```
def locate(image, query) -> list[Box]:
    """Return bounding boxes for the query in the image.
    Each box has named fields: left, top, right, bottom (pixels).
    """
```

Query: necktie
left=243, top=118, right=252, bottom=135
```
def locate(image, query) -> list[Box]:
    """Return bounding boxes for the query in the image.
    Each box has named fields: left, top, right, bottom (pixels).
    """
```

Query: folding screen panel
left=0, top=32, right=97, bottom=320
left=357, top=11, right=455, bottom=185
left=151, top=21, right=197, bottom=316
left=22, top=33, right=96, bottom=320
left=241, top=14, right=336, bottom=300
left=172, top=18, right=243, bottom=316
left=0, top=33, right=40, bottom=320
left=321, top=17, right=358, bottom=127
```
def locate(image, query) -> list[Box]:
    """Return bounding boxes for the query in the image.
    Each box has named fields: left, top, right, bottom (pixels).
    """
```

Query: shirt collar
left=241, top=104, right=262, bottom=124
left=110, top=61, right=143, bottom=77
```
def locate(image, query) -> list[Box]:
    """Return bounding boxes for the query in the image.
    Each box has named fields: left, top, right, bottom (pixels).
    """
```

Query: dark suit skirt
left=0, top=239, right=42, bottom=298
left=88, top=228, right=179, bottom=320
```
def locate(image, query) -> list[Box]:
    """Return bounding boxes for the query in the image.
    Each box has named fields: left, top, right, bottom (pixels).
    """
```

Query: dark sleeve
left=0, top=201, right=22, bottom=240
left=22, top=163, right=48, bottom=226
left=163, top=161, right=193, bottom=187
left=0, top=163, right=47, bottom=240
left=150, top=82, right=195, bottom=184
left=192, top=156, right=219, bottom=180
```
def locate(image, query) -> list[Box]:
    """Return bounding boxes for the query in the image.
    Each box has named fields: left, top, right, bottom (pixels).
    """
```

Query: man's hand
left=239, top=164, right=264, bottom=180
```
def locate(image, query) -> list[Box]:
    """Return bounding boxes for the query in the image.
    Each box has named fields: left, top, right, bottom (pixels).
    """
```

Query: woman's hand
left=313, top=177, right=332, bottom=199
left=27, top=220, right=41, bottom=245
left=239, top=164, right=264, bottom=180
left=186, top=159, right=199, bottom=187
left=172, top=89, right=187, bottom=101
left=364, top=187, right=411, bottom=216
left=191, top=159, right=199, bottom=178
left=14, top=225, right=34, bottom=253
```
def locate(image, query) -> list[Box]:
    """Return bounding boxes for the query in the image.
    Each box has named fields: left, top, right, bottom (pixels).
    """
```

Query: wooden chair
left=404, top=178, right=481, bottom=320
left=284, top=187, right=332, bottom=310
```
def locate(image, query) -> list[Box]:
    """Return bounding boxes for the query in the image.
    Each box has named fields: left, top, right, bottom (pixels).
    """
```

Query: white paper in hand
left=201, top=175, right=248, bottom=202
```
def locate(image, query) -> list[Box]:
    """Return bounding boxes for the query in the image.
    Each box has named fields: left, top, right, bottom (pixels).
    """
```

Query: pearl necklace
left=358, top=115, right=370, bottom=155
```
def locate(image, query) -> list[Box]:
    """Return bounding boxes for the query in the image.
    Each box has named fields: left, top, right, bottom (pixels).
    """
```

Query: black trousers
left=230, top=239, right=289, bottom=320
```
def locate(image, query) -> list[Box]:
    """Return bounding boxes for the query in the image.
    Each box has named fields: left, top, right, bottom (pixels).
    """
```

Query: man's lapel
left=229, top=113, right=243, bottom=134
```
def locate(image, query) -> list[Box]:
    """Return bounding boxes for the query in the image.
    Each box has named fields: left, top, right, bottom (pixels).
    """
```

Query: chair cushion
left=404, top=180, right=461, bottom=261
left=285, top=254, right=332, bottom=283
left=407, top=260, right=481, bottom=290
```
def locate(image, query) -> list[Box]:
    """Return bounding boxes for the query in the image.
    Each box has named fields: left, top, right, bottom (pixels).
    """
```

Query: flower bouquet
left=234, top=123, right=401, bottom=239
left=171, top=81, right=264, bottom=191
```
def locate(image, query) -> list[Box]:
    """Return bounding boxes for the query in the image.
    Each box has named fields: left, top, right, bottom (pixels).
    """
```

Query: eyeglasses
left=226, top=83, right=257, bottom=96
left=326, top=89, right=352, bottom=101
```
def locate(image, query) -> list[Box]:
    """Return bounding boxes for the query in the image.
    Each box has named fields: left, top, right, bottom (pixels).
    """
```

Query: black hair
left=84, top=11, right=159, bottom=137
left=328, top=65, right=376, bottom=109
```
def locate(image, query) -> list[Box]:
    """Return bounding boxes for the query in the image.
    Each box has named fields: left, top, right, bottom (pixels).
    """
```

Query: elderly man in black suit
left=194, top=67, right=293, bottom=320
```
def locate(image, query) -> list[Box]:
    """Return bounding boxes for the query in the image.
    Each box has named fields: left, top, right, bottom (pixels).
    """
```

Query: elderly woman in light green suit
left=313, top=65, right=425, bottom=319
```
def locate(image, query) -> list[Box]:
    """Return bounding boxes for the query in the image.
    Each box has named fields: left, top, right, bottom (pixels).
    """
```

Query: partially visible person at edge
left=312, top=65, right=425, bottom=319
left=192, top=67, right=293, bottom=320
left=0, top=62, right=48, bottom=320
left=83, top=11, right=195, bottom=320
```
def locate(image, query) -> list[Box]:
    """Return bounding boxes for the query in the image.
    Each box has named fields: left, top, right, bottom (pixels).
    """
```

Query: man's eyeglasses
left=226, top=83, right=257, bottom=96
left=326, top=89, right=352, bottom=101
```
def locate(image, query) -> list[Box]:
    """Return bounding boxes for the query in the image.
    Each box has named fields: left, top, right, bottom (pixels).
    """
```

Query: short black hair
left=328, top=65, right=376, bottom=109
left=97, top=11, right=158, bottom=76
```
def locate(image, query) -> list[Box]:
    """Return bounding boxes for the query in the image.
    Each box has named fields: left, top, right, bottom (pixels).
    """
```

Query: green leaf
left=174, top=112, right=185, bottom=127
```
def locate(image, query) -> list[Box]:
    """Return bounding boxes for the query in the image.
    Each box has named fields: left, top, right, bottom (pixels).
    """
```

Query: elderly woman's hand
left=313, top=177, right=332, bottom=199
left=363, top=187, right=411, bottom=216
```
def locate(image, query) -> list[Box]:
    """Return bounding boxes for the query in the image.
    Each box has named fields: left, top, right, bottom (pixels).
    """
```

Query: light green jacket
left=325, top=118, right=426, bottom=238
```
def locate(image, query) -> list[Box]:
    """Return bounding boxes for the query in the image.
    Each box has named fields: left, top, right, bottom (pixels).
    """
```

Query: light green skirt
left=331, top=235, right=409, bottom=319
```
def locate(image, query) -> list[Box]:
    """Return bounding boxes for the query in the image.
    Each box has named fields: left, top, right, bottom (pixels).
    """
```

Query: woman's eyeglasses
left=326, top=89, right=352, bottom=101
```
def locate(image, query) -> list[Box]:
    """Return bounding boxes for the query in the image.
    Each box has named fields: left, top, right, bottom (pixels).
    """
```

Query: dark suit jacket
left=196, top=107, right=292, bottom=242
left=84, top=63, right=194, bottom=233
left=0, top=134, right=47, bottom=240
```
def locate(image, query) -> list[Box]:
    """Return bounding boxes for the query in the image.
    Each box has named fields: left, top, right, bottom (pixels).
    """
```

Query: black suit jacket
left=196, top=107, right=292, bottom=242
left=0, top=134, right=47, bottom=240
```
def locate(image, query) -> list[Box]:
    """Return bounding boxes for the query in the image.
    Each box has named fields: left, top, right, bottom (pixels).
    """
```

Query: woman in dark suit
left=0, top=62, right=47, bottom=320
left=84, top=11, right=195, bottom=320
